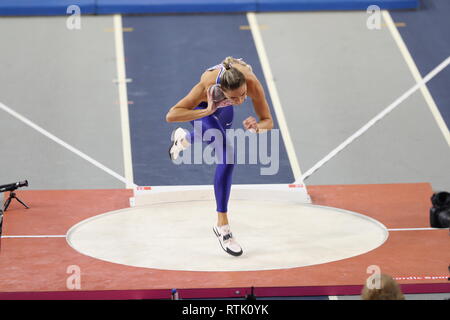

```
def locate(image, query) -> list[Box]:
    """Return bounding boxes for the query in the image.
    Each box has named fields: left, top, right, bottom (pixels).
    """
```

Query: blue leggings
left=187, top=103, right=235, bottom=213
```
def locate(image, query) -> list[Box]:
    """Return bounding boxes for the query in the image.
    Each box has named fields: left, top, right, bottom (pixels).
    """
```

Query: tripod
left=3, top=191, right=29, bottom=212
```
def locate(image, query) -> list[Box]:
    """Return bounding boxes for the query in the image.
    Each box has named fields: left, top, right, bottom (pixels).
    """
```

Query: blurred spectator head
left=361, top=274, right=405, bottom=300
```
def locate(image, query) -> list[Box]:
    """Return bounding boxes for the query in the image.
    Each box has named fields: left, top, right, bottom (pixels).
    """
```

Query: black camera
left=0, top=180, right=28, bottom=193
left=1, top=180, right=30, bottom=212
left=430, top=192, right=450, bottom=228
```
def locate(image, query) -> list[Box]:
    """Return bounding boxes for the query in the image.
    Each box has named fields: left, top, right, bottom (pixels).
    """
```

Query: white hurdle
left=131, top=183, right=311, bottom=207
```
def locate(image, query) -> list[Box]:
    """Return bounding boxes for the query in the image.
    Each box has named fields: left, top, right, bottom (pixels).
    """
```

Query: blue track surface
left=0, top=0, right=96, bottom=15
left=123, top=14, right=294, bottom=186
left=391, top=0, right=450, bottom=130
left=97, top=0, right=257, bottom=14
left=257, top=0, right=418, bottom=11
left=0, top=0, right=419, bottom=16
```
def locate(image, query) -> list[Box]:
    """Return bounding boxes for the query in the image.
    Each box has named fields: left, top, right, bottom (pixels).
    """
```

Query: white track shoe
left=169, top=127, right=189, bottom=160
left=213, top=225, right=243, bottom=257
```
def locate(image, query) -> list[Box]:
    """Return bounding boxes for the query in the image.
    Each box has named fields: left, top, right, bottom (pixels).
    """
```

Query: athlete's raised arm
left=166, top=75, right=215, bottom=123
left=243, top=76, right=274, bottom=133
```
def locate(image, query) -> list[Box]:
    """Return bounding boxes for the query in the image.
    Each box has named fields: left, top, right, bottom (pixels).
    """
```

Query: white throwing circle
left=67, top=198, right=388, bottom=272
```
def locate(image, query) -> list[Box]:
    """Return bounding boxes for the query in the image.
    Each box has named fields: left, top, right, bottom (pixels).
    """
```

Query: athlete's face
left=223, top=83, right=247, bottom=105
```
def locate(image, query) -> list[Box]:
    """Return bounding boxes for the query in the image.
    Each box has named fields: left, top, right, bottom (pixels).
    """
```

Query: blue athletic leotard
left=186, top=64, right=235, bottom=213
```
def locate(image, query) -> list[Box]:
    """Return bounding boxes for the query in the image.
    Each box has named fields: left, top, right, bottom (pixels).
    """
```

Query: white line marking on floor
left=388, top=227, right=443, bottom=231
left=104, top=27, right=134, bottom=32
left=383, top=10, right=450, bottom=147
left=0, top=101, right=137, bottom=188
left=295, top=56, right=450, bottom=183
left=247, top=12, right=303, bottom=183
left=1, top=235, right=66, bottom=238
left=113, top=78, right=133, bottom=83
left=114, top=14, right=135, bottom=189
left=1, top=228, right=443, bottom=239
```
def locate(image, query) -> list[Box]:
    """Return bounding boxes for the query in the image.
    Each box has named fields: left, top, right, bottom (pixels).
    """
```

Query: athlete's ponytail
left=220, top=56, right=251, bottom=91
